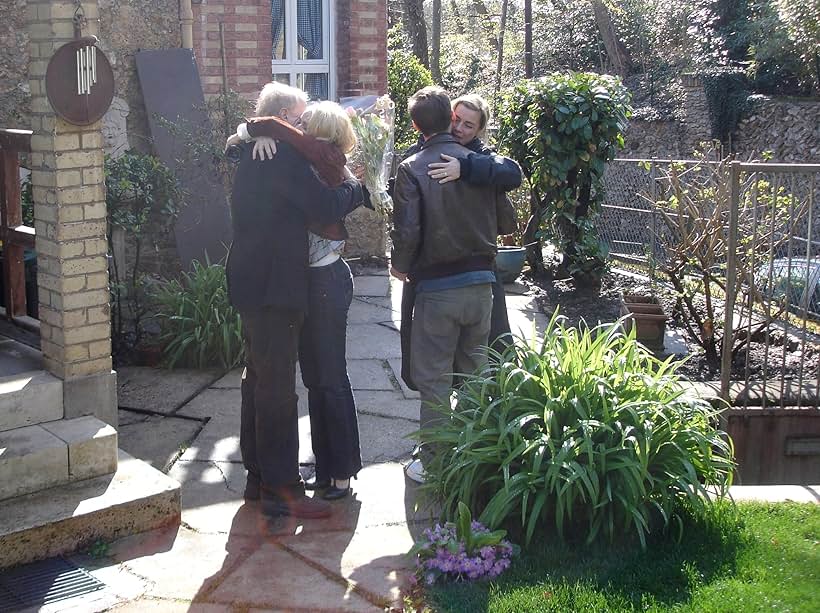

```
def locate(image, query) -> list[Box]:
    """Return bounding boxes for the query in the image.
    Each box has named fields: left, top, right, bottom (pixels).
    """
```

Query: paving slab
left=508, top=307, right=550, bottom=341
left=346, top=324, right=402, bottom=359
left=348, top=299, right=395, bottom=324
left=355, top=390, right=419, bottom=421
left=175, top=388, right=242, bottom=421
left=347, top=359, right=396, bottom=391
left=386, top=359, right=420, bottom=400
left=110, top=525, right=256, bottom=603
left=107, top=600, right=230, bottom=612
left=281, top=523, right=415, bottom=609
left=118, top=408, right=149, bottom=426
left=358, top=412, right=417, bottom=465
left=353, top=275, right=390, bottom=297
left=210, top=369, right=242, bottom=389
left=117, top=367, right=222, bottom=414
left=207, top=541, right=381, bottom=612
left=119, top=415, right=204, bottom=472
left=505, top=293, right=542, bottom=313
left=167, top=460, right=267, bottom=536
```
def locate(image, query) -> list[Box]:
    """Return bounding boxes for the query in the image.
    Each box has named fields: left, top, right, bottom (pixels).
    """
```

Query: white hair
left=255, top=82, right=308, bottom=117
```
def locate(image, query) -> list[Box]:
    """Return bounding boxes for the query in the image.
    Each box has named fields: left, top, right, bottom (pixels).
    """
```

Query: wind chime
left=45, top=0, right=114, bottom=126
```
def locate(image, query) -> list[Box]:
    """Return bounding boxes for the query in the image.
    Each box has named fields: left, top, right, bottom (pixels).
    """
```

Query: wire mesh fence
left=599, top=157, right=820, bottom=407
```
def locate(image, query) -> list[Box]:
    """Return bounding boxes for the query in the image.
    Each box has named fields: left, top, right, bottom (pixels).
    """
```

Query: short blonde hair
left=301, top=101, right=357, bottom=154
left=452, top=94, right=491, bottom=136
left=255, top=82, right=308, bottom=117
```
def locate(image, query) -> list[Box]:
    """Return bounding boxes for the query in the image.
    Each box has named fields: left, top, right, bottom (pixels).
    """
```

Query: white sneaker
left=405, top=458, right=426, bottom=483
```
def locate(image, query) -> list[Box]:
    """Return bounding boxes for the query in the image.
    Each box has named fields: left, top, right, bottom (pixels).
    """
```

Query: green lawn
left=421, top=502, right=819, bottom=612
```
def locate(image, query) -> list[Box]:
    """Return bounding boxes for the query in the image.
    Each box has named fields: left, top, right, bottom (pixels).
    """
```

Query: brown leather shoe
left=261, top=489, right=332, bottom=518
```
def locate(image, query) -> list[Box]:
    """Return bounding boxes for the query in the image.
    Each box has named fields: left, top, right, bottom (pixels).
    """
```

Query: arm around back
left=460, top=153, right=523, bottom=191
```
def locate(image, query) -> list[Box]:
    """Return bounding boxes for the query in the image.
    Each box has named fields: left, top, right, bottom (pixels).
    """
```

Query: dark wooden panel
left=135, top=48, right=231, bottom=270
left=728, top=409, right=820, bottom=484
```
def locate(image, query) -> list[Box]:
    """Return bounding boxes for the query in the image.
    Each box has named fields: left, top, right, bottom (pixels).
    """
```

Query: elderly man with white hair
left=226, top=82, right=366, bottom=520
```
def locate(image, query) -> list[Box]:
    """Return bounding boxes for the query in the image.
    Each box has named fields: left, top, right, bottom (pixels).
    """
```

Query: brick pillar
left=337, top=0, right=387, bottom=97
left=27, top=0, right=117, bottom=427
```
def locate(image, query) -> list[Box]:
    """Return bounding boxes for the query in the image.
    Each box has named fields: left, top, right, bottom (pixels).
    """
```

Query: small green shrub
left=152, top=260, right=243, bottom=369
left=418, top=311, right=735, bottom=548
left=388, top=30, right=433, bottom=151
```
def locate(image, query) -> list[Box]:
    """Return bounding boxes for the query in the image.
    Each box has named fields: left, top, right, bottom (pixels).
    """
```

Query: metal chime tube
left=91, top=46, right=96, bottom=85
left=76, top=48, right=82, bottom=94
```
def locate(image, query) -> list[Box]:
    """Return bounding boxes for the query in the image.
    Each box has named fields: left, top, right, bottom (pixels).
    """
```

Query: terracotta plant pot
left=619, top=294, right=667, bottom=350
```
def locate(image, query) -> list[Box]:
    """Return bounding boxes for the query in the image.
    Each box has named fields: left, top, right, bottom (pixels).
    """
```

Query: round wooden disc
left=45, top=39, right=115, bottom=126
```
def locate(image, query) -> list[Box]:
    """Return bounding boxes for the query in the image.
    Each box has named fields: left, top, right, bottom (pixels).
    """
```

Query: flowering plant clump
left=342, top=95, right=395, bottom=217
left=409, top=502, right=518, bottom=585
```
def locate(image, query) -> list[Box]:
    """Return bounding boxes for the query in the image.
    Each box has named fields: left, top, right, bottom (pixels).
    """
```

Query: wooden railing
left=0, top=129, right=36, bottom=320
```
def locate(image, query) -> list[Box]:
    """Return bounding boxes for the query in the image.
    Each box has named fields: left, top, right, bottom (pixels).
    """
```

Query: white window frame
left=271, top=0, right=336, bottom=100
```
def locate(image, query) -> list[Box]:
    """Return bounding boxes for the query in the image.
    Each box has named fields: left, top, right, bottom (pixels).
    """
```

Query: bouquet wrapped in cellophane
left=340, top=95, right=395, bottom=217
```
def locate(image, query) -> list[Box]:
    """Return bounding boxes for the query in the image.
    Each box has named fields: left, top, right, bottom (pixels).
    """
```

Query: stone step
left=0, top=416, right=117, bottom=501
left=0, top=369, right=63, bottom=432
left=0, top=450, right=180, bottom=570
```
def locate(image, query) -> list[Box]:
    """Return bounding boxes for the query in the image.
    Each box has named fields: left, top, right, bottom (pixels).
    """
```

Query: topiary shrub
left=418, top=311, right=735, bottom=548
left=497, top=73, right=631, bottom=281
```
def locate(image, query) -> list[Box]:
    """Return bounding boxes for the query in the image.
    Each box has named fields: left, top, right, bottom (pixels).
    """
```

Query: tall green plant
left=106, top=152, right=181, bottom=355
left=497, top=72, right=631, bottom=280
left=418, top=311, right=735, bottom=548
left=388, top=25, right=434, bottom=151
left=151, top=260, right=243, bottom=369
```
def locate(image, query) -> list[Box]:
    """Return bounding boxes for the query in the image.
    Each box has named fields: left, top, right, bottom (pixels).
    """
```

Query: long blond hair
left=300, top=101, right=357, bottom=154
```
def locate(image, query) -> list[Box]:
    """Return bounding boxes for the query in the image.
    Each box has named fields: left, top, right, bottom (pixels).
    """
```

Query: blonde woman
left=237, top=102, right=364, bottom=500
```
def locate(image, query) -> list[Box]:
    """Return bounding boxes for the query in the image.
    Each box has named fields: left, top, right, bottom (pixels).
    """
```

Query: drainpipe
left=180, top=0, right=193, bottom=49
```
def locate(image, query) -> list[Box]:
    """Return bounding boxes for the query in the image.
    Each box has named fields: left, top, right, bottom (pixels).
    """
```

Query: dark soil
left=523, top=267, right=820, bottom=383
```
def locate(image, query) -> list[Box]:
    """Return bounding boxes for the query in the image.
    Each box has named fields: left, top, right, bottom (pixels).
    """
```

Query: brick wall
left=192, top=0, right=273, bottom=97
left=337, top=0, right=387, bottom=98
left=192, top=0, right=387, bottom=100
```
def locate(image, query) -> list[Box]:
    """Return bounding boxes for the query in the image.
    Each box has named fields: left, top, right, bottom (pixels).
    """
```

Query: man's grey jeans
left=410, top=283, right=493, bottom=452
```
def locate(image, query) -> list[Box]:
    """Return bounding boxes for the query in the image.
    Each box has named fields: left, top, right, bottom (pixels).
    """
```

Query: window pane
left=272, top=0, right=287, bottom=60
left=273, top=73, right=291, bottom=85
left=297, top=0, right=324, bottom=60
left=297, top=73, right=328, bottom=101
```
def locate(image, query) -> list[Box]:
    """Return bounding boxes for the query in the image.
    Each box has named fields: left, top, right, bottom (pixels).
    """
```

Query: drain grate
left=0, top=557, right=105, bottom=611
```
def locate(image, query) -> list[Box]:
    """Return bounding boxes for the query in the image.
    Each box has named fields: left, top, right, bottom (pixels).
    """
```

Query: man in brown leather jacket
left=390, top=87, right=514, bottom=483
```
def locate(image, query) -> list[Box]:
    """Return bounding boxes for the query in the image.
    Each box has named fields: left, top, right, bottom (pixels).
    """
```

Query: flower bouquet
left=409, top=502, right=517, bottom=586
left=341, top=95, right=395, bottom=217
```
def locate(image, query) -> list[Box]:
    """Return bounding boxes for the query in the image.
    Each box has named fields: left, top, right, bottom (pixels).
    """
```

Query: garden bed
left=524, top=267, right=820, bottom=383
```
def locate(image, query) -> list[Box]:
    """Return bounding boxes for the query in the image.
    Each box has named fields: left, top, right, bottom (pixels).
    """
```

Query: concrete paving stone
left=386, top=359, right=420, bottom=400
left=118, top=408, right=148, bottom=426
left=117, top=367, right=223, bottom=414
left=175, top=388, right=241, bottom=421
left=168, top=460, right=271, bottom=536
left=347, top=359, right=396, bottom=391
left=348, top=298, right=395, bottom=324
left=0, top=424, right=68, bottom=500
left=346, top=324, right=402, bottom=359
left=42, top=416, right=118, bottom=481
left=281, top=523, right=416, bottom=609
left=358, top=412, right=417, bottom=465
left=110, top=525, right=256, bottom=602
left=356, top=294, right=402, bottom=316
left=508, top=308, right=550, bottom=341
left=108, top=600, right=230, bottom=612
left=178, top=389, right=309, bottom=464
left=353, top=265, right=388, bottom=277
left=210, top=369, right=243, bottom=389
left=353, top=275, right=390, bottom=297
left=354, top=390, right=418, bottom=421
left=505, top=293, right=542, bottom=313
left=208, top=541, right=381, bottom=612
left=119, top=415, right=203, bottom=472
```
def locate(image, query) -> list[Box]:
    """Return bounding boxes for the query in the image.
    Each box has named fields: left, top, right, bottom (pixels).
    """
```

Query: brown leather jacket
left=391, top=133, right=514, bottom=280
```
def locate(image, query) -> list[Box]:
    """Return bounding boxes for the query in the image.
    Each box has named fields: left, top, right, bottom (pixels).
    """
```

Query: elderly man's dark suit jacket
left=226, top=142, right=364, bottom=313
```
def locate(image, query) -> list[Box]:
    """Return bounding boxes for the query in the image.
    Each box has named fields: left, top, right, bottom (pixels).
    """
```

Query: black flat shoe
left=304, top=477, right=331, bottom=491
left=322, top=485, right=351, bottom=501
